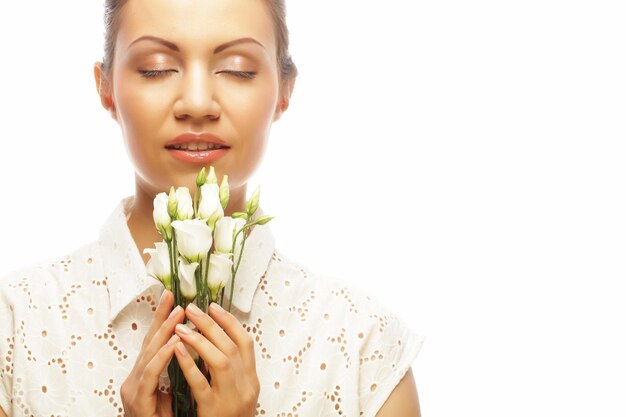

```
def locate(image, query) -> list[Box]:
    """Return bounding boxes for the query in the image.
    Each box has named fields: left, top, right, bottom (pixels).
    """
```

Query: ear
left=93, top=61, right=118, bottom=121
left=273, top=77, right=296, bottom=122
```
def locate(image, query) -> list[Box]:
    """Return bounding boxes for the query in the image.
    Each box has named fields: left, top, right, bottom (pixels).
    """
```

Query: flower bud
left=246, top=185, right=260, bottom=217
left=152, top=193, right=173, bottom=241
left=196, top=167, right=207, bottom=187
left=198, top=183, right=224, bottom=229
left=167, top=186, right=178, bottom=219
left=254, top=215, right=275, bottom=226
left=232, top=212, right=248, bottom=220
left=207, top=210, right=223, bottom=232
left=178, top=257, right=198, bottom=302
left=206, top=166, right=218, bottom=185
left=206, top=253, right=233, bottom=302
left=175, top=187, right=194, bottom=220
left=219, top=174, right=229, bottom=210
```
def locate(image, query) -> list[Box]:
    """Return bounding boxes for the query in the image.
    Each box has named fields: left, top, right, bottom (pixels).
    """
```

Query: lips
left=167, top=142, right=226, bottom=151
left=164, top=133, right=231, bottom=150
left=165, top=133, right=231, bottom=164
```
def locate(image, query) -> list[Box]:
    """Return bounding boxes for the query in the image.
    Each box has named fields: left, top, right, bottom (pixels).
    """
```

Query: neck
left=127, top=179, right=250, bottom=265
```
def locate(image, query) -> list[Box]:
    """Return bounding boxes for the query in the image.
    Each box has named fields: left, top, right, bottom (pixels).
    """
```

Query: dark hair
left=101, top=0, right=298, bottom=83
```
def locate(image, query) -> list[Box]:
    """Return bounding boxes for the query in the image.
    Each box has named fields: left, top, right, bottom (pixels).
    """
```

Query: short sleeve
left=0, top=276, right=15, bottom=415
left=357, top=295, right=425, bottom=417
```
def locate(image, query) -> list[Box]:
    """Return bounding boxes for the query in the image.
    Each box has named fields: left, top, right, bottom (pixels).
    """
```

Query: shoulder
left=250, top=250, right=424, bottom=416
left=0, top=239, right=112, bottom=414
left=260, top=249, right=425, bottom=363
left=0, top=239, right=103, bottom=309
left=266, top=249, right=416, bottom=332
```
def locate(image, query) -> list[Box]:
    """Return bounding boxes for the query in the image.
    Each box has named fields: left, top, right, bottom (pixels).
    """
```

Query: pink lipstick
left=165, top=133, right=230, bottom=164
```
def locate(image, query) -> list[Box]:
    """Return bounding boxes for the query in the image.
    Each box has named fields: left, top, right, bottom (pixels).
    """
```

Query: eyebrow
left=127, top=35, right=265, bottom=53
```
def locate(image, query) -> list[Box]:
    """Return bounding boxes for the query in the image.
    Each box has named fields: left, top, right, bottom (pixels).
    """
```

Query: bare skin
left=377, top=368, right=422, bottom=416
left=93, top=0, right=294, bottom=266
left=1, top=0, right=422, bottom=415
left=119, top=290, right=260, bottom=417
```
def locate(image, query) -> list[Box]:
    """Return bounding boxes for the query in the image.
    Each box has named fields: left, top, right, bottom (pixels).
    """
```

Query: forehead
left=116, top=0, right=276, bottom=55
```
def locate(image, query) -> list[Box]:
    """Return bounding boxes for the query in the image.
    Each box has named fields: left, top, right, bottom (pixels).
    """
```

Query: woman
left=0, top=0, right=423, bottom=415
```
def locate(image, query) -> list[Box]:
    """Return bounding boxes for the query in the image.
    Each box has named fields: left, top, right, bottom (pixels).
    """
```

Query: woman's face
left=94, top=0, right=292, bottom=200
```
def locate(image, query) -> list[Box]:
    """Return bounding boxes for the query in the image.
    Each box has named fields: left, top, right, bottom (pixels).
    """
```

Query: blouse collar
left=98, top=196, right=275, bottom=321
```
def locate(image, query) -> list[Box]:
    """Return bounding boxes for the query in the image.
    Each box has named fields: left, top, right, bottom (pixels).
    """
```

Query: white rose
left=152, top=193, right=172, bottom=240
left=198, top=183, right=224, bottom=230
left=214, top=216, right=247, bottom=255
left=175, top=187, right=194, bottom=220
left=207, top=253, right=233, bottom=302
left=143, top=241, right=172, bottom=291
left=172, top=219, right=213, bottom=263
left=178, top=257, right=198, bottom=302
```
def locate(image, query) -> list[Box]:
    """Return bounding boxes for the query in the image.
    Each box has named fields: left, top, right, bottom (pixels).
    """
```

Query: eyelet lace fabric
left=0, top=197, right=424, bottom=417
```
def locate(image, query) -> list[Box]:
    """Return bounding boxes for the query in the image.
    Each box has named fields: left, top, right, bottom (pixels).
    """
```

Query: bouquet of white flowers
left=144, top=166, right=274, bottom=416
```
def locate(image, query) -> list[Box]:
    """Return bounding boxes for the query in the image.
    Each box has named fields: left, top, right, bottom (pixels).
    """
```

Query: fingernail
left=176, top=343, right=189, bottom=357
left=175, top=323, right=192, bottom=335
left=209, top=302, right=224, bottom=313
left=187, top=303, right=204, bottom=316
left=159, top=290, right=168, bottom=305
left=168, top=305, right=182, bottom=319
left=167, top=334, right=180, bottom=345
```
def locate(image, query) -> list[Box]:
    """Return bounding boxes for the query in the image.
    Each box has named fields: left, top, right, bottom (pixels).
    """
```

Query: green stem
left=228, top=221, right=252, bottom=312
left=194, top=265, right=203, bottom=312
left=167, top=240, right=175, bottom=295
left=168, top=231, right=188, bottom=416
left=172, top=231, right=180, bottom=307
left=204, top=250, right=211, bottom=306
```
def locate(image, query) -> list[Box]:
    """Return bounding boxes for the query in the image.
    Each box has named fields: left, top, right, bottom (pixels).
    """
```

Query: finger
left=143, top=290, right=174, bottom=347
left=207, top=302, right=257, bottom=373
left=173, top=342, right=213, bottom=403
left=138, top=304, right=185, bottom=370
left=185, top=303, right=240, bottom=359
left=174, top=323, right=236, bottom=389
left=137, top=334, right=180, bottom=401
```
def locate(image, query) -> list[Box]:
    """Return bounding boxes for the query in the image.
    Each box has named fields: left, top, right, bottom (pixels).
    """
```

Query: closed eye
left=139, top=69, right=177, bottom=78
left=217, top=70, right=257, bottom=79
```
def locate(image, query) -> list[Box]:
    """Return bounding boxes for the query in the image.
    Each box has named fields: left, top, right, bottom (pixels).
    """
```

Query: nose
left=174, top=63, right=220, bottom=121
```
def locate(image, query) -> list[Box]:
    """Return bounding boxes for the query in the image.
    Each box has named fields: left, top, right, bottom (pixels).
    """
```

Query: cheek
left=115, top=79, right=170, bottom=153
left=113, top=83, right=171, bottom=183
left=117, top=84, right=165, bottom=133
left=218, top=79, right=278, bottom=180
left=223, top=80, right=278, bottom=137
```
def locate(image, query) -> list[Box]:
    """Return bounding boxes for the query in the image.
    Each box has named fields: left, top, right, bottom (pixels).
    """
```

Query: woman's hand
left=173, top=301, right=260, bottom=417
left=120, top=290, right=184, bottom=417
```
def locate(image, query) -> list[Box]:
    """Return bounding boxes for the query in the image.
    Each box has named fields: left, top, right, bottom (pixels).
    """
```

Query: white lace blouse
left=0, top=196, right=424, bottom=417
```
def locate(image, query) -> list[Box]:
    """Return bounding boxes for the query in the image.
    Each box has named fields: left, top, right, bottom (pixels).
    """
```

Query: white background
left=1, top=1, right=625, bottom=416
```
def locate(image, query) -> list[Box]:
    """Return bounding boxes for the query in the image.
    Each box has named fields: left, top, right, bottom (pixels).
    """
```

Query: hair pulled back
left=101, top=0, right=298, bottom=82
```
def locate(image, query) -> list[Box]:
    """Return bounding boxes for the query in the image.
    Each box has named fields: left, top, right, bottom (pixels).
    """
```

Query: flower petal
left=178, top=257, right=199, bottom=301
left=172, top=219, right=213, bottom=263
